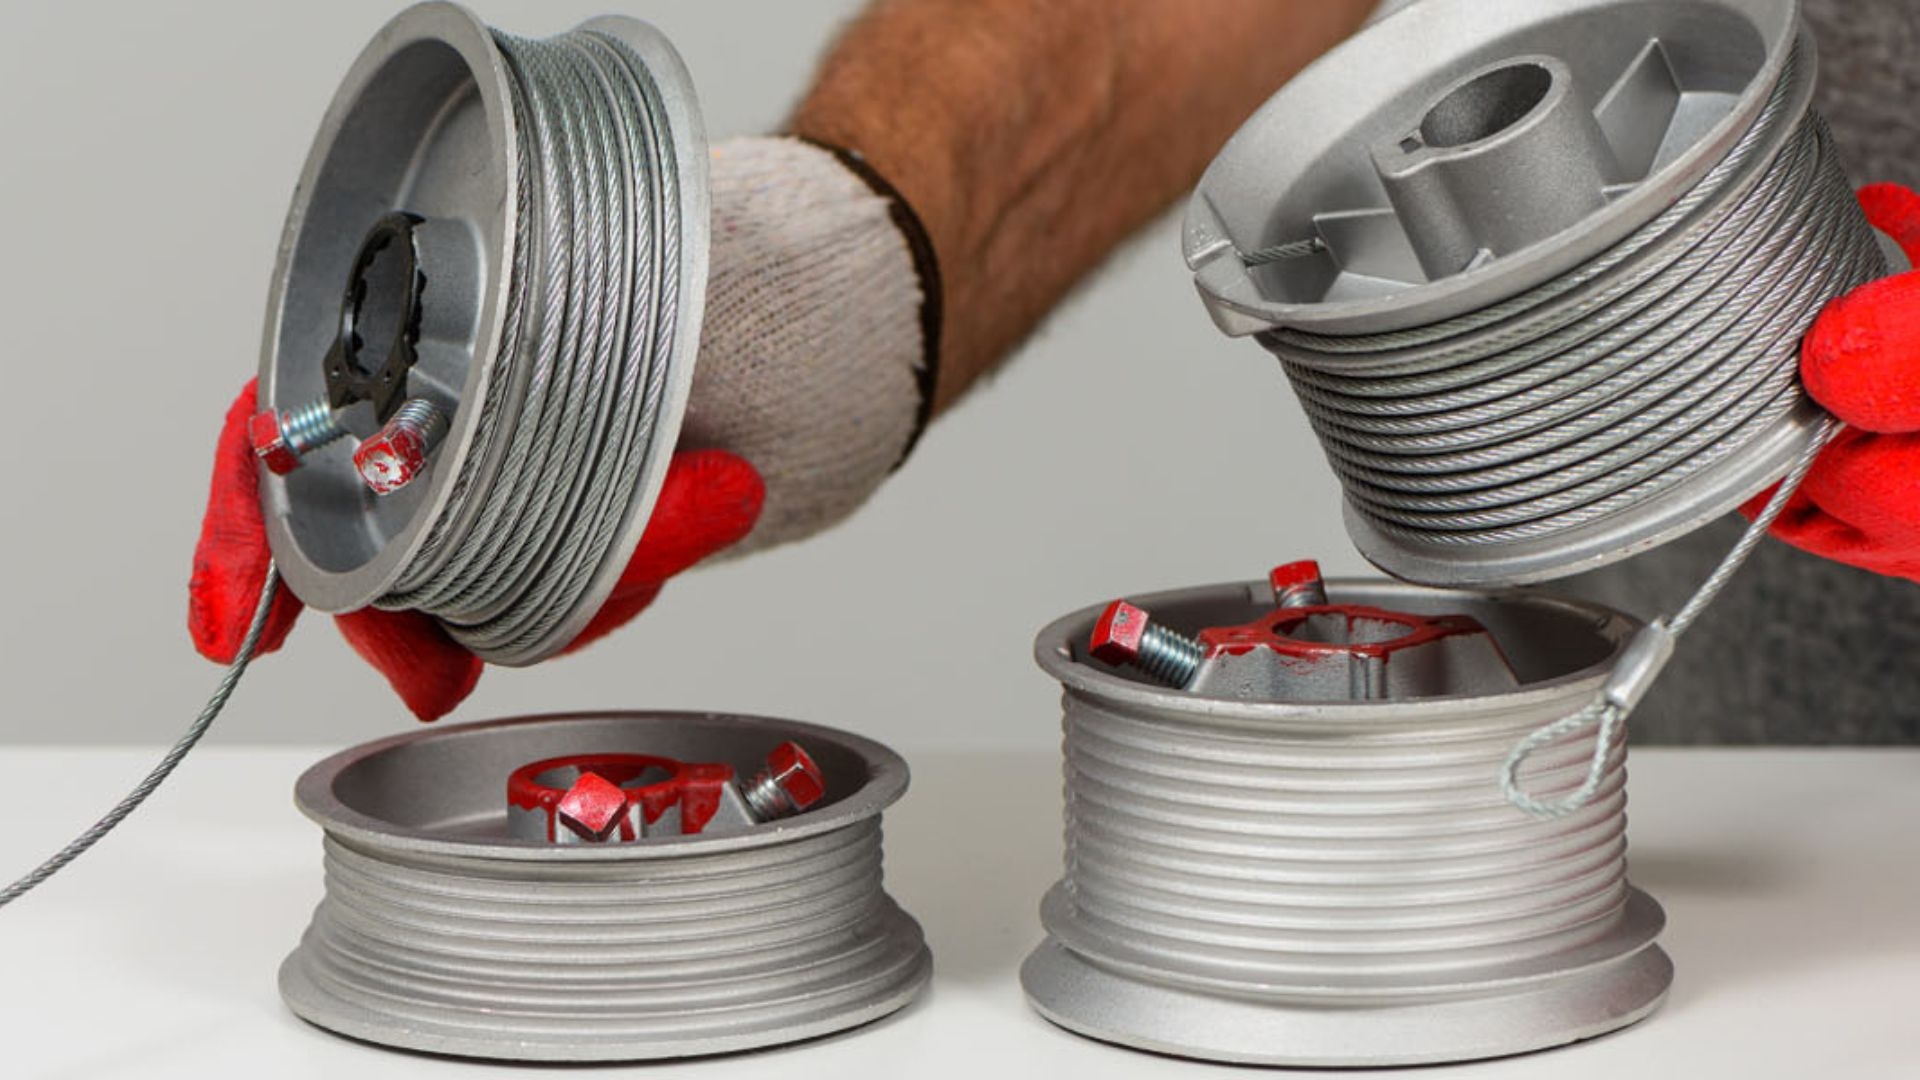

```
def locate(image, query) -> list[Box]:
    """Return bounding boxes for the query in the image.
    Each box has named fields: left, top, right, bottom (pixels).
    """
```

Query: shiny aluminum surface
left=257, top=3, right=709, bottom=665
left=1023, top=579, right=1672, bottom=1067
left=1180, top=0, right=1896, bottom=591
left=281, top=712, right=930, bottom=1062
left=1185, top=0, right=1802, bottom=336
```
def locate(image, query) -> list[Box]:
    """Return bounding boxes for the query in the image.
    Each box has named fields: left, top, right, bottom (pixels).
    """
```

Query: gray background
left=0, top=0, right=1362, bottom=753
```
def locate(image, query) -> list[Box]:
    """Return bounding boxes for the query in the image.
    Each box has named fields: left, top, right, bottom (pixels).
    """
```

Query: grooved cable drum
left=1268, top=58, right=1885, bottom=560
left=257, top=3, right=710, bottom=665
left=279, top=712, right=932, bottom=1062
left=1184, top=0, right=1895, bottom=586
left=376, top=29, right=685, bottom=659
left=1022, top=581, right=1673, bottom=1068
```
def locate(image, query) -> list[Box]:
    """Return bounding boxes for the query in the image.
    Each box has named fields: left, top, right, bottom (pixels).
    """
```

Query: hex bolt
left=1270, top=560, right=1330, bottom=608
left=250, top=398, right=351, bottom=475
left=740, top=741, right=826, bottom=822
left=1089, top=600, right=1204, bottom=689
left=354, top=398, right=450, bottom=495
left=555, top=770, right=631, bottom=842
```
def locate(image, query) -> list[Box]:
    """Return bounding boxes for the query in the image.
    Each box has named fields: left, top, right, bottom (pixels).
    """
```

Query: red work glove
left=188, top=380, right=763, bottom=721
left=1745, top=183, right=1920, bottom=581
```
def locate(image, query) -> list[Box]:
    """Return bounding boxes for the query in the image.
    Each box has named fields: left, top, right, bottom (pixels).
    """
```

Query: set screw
left=741, top=741, right=828, bottom=821
left=354, top=398, right=449, bottom=495
left=1270, top=560, right=1329, bottom=608
left=1088, top=600, right=1204, bottom=689
left=555, top=771, right=630, bottom=842
left=1089, top=563, right=1334, bottom=690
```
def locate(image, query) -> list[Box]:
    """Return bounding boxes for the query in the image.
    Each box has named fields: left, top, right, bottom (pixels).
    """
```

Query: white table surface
left=1, top=746, right=1916, bottom=1079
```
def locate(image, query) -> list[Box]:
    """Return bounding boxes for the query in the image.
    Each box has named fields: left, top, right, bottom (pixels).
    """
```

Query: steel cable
left=376, top=29, right=682, bottom=663
left=1263, top=58, right=1886, bottom=551
left=0, top=566, right=280, bottom=909
left=1237, top=44, right=1888, bottom=817
left=1499, top=418, right=1838, bottom=817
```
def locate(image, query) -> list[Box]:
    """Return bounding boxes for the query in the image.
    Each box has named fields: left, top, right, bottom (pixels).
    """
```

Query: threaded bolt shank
left=251, top=396, right=351, bottom=475
left=1089, top=600, right=1204, bottom=690
left=281, top=399, right=351, bottom=457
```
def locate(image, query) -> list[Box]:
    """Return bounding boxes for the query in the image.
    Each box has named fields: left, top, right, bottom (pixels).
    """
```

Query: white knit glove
left=680, top=136, right=933, bottom=554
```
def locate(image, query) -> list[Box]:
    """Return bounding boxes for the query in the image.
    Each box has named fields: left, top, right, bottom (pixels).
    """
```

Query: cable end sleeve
left=1602, top=619, right=1676, bottom=714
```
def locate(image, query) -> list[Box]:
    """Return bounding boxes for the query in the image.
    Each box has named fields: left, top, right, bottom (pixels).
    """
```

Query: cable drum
left=1184, top=0, right=1894, bottom=586
left=257, top=3, right=709, bottom=664
left=1022, top=580, right=1671, bottom=1067
left=378, top=29, right=683, bottom=657
left=280, top=712, right=932, bottom=1062
left=1273, top=65, right=1883, bottom=578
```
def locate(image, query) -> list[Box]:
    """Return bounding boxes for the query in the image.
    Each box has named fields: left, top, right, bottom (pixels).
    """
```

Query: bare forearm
left=791, top=0, right=1375, bottom=413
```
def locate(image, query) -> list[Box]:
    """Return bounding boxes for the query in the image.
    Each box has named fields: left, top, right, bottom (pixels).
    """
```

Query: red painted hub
left=1197, top=603, right=1487, bottom=661
left=507, top=752, right=736, bottom=842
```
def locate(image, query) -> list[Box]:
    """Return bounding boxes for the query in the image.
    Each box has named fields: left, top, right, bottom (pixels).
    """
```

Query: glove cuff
left=680, top=136, right=934, bottom=555
left=797, top=136, right=944, bottom=470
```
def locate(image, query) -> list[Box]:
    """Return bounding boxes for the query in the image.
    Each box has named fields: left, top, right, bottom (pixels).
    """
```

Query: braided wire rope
left=1498, top=420, right=1837, bottom=817
left=376, top=28, right=683, bottom=663
left=0, top=566, right=281, bottom=908
left=1238, top=44, right=1885, bottom=817
left=1265, top=125, right=1883, bottom=544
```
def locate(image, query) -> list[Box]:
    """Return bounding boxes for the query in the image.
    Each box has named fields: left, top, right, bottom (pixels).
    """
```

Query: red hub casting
left=507, top=753, right=736, bottom=843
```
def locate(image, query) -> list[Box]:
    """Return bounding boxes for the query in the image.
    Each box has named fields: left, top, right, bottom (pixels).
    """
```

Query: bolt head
left=1269, top=560, right=1328, bottom=607
left=248, top=411, right=301, bottom=475
left=765, top=741, right=826, bottom=811
left=1269, top=560, right=1323, bottom=591
left=556, top=771, right=630, bottom=842
left=1089, top=600, right=1150, bottom=666
left=354, top=425, right=432, bottom=495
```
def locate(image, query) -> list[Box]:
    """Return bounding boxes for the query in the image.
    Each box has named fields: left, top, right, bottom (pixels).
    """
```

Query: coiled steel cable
left=1263, top=49, right=1887, bottom=549
left=1243, top=44, right=1888, bottom=817
left=376, top=28, right=682, bottom=662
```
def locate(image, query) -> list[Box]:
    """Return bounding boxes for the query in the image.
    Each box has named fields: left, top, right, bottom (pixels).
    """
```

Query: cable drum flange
left=256, top=2, right=709, bottom=663
left=1022, top=580, right=1671, bottom=1067
left=279, top=712, right=931, bottom=1062
left=1183, top=0, right=1892, bottom=587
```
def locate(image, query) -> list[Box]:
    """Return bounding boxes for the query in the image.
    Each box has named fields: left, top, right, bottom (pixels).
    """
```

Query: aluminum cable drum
left=280, top=712, right=931, bottom=1062
left=1023, top=579, right=1670, bottom=1068
left=255, top=2, right=709, bottom=664
left=1182, top=0, right=1897, bottom=588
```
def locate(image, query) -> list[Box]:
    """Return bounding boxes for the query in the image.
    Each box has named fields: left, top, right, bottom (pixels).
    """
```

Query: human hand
left=189, top=379, right=764, bottom=720
left=1748, top=183, right=1920, bottom=581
